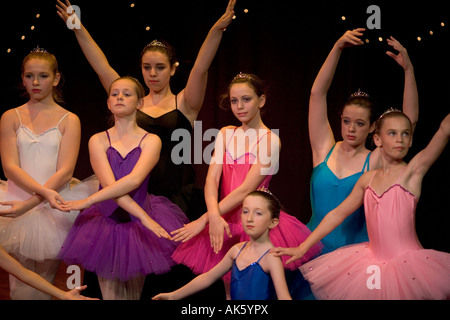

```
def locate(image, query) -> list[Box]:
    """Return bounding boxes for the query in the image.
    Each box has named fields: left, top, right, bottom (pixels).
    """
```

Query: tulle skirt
left=59, top=194, right=189, bottom=281
left=300, top=242, right=450, bottom=300
left=0, top=175, right=98, bottom=261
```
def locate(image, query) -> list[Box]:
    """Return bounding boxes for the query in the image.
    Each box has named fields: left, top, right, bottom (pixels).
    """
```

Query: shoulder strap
left=324, top=144, right=336, bottom=163
left=15, top=108, right=22, bottom=125
left=250, top=130, right=271, bottom=153
left=105, top=130, right=112, bottom=146
left=226, top=127, right=238, bottom=150
left=368, top=170, right=377, bottom=187
left=235, top=242, right=248, bottom=260
left=57, top=112, right=70, bottom=127
left=138, top=133, right=149, bottom=147
left=175, top=95, right=178, bottom=109
left=256, top=249, right=271, bottom=263
left=362, top=152, right=371, bottom=172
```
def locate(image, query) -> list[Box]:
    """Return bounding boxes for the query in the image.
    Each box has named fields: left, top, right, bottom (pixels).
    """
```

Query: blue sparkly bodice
left=230, top=242, right=276, bottom=300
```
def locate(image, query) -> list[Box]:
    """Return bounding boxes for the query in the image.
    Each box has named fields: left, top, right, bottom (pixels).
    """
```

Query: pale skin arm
left=178, top=0, right=236, bottom=124
left=397, top=113, right=450, bottom=198
left=309, top=28, right=365, bottom=167
left=171, top=128, right=279, bottom=253
left=386, top=36, right=419, bottom=131
left=266, top=254, right=292, bottom=300
left=57, top=0, right=236, bottom=123
left=152, top=245, right=238, bottom=300
left=60, top=133, right=170, bottom=239
left=271, top=173, right=368, bottom=264
left=56, top=0, right=120, bottom=91
left=0, top=110, right=80, bottom=211
left=208, top=132, right=279, bottom=253
left=0, top=246, right=97, bottom=300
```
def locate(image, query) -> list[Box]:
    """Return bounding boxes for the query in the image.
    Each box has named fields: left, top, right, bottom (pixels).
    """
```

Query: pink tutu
left=300, top=243, right=450, bottom=300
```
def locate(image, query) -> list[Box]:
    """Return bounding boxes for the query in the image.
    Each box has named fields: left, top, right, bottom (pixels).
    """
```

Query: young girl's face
left=230, top=83, right=265, bottom=125
left=341, top=104, right=374, bottom=147
left=374, top=116, right=412, bottom=160
left=22, top=58, right=60, bottom=101
left=241, top=195, right=278, bottom=239
left=141, top=51, right=175, bottom=92
left=108, top=79, right=143, bottom=117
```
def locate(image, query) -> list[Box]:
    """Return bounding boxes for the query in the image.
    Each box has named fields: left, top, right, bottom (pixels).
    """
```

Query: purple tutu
left=59, top=194, right=188, bottom=281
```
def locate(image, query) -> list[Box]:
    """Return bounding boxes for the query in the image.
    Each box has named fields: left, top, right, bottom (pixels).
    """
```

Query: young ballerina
left=307, top=28, right=419, bottom=253
left=56, top=0, right=236, bottom=299
left=272, top=110, right=450, bottom=300
left=57, top=76, right=189, bottom=300
left=171, top=73, right=322, bottom=293
left=153, top=190, right=292, bottom=300
left=0, top=245, right=96, bottom=300
left=56, top=0, right=236, bottom=219
left=0, top=48, right=97, bottom=300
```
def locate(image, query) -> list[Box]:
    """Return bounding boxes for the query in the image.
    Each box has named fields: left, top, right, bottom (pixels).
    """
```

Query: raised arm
left=386, top=36, right=419, bottom=131
left=404, top=113, right=450, bottom=198
left=178, top=0, right=236, bottom=123
left=56, top=0, right=120, bottom=91
left=309, top=28, right=365, bottom=166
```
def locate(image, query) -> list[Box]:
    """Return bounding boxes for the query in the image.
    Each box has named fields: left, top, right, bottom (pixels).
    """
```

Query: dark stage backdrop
left=1, top=0, right=449, bottom=252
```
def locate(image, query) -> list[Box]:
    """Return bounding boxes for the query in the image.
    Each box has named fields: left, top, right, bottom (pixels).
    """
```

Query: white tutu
left=0, top=175, right=98, bottom=261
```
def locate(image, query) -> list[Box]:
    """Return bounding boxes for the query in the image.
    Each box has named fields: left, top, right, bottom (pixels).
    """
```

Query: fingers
left=385, top=51, right=396, bottom=59
left=75, top=285, right=87, bottom=292
left=210, top=232, right=223, bottom=254
left=285, top=257, right=296, bottom=265
left=226, top=0, right=237, bottom=13
left=269, top=247, right=285, bottom=257
left=224, top=224, right=232, bottom=238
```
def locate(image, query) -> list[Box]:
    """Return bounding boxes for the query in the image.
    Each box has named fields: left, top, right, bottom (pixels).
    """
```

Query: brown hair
left=109, top=76, right=145, bottom=100
left=141, top=40, right=178, bottom=68
left=21, top=49, right=64, bottom=103
left=342, top=92, right=376, bottom=124
left=219, top=73, right=269, bottom=111
left=375, top=108, right=412, bottom=134
left=245, top=190, right=281, bottom=220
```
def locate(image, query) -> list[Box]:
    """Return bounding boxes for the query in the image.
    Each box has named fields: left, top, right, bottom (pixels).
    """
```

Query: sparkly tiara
left=146, top=40, right=168, bottom=49
left=30, top=46, right=48, bottom=53
left=233, top=72, right=252, bottom=80
left=257, top=186, right=273, bottom=195
left=378, top=107, right=402, bottom=120
left=350, top=89, right=370, bottom=98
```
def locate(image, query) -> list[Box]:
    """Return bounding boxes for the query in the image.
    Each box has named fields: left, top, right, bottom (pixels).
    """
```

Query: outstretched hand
left=214, top=0, right=237, bottom=31
left=386, top=36, right=413, bottom=70
left=56, top=0, right=80, bottom=27
left=336, top=28, right=365, bottom=50
left=63, top=285, right=99, bottom=300
left=0, top=200, right=34, bottom=218
left=270, top=245, right=306, bottom=265
left=60, top=198, right=91, bottom=212
left=171, top=216, right=207, bottom=242
left=152, top=292, right=173, bottom=300
left=141, top=216, right=172, bottom=240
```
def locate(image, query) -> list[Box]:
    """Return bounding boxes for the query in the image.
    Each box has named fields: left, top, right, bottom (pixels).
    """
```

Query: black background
left=1, top=0, right=448, bottom=253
